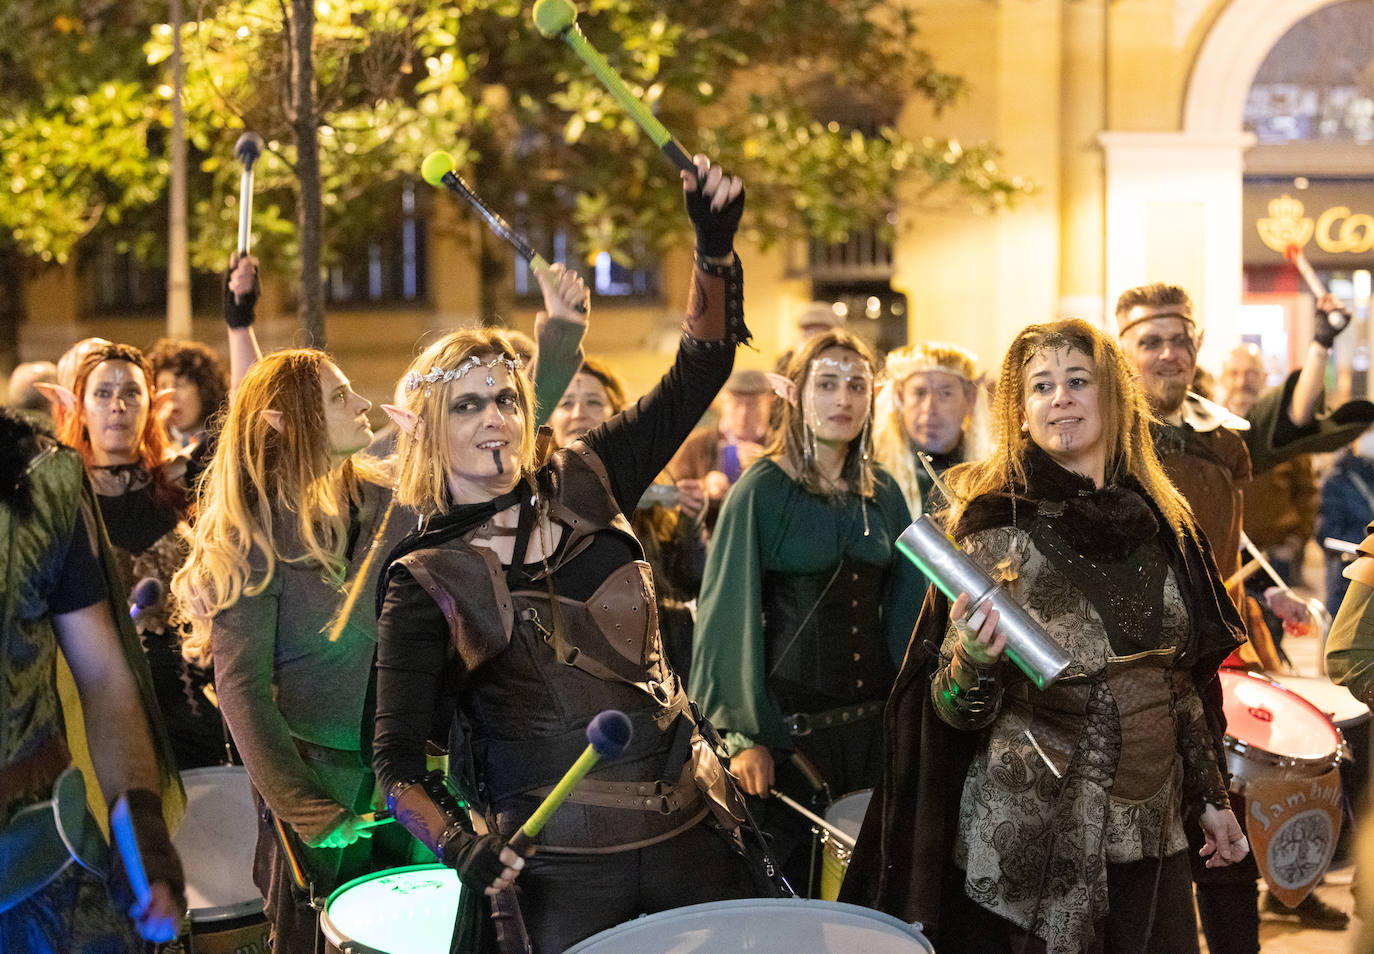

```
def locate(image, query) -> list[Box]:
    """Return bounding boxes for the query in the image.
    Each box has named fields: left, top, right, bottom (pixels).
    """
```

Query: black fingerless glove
left=223, top=263, right=259, bottom=329
left=109, top=789, right=186, bottom=913
left=446, top=831, right=509, bottom=892
left=685, top=174, right=745, bottom=259
left=1315, top=301, right=1349, bottom=349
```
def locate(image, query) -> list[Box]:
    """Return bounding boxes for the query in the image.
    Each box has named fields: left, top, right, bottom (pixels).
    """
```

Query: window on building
left=324, top=180, right=429, bottom=307
left=1245, top=0, right=1374, bottom=145
left=513, top=220, right=660, bottom=304
left=803, top=94, right=906, bottom=353
left=83, top=235, right=219, bottom=318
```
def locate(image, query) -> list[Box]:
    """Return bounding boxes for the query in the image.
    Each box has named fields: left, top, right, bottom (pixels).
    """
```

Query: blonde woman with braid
left=844, top=319, right=1249, bottom=954
left=172, top=348, right=414, bottom=954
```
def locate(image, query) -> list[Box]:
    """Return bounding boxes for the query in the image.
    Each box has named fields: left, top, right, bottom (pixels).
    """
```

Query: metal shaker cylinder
left=896, top=515, right=1071, bottom=689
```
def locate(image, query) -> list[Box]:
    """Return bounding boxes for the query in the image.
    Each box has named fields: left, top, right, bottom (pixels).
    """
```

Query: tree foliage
left=0, top=1, right=170, bottom=264
left=4, top=0, right=1032, bottom=287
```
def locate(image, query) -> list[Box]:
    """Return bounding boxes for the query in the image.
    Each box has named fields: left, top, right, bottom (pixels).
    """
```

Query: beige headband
left=1117, top=303, right=1195, bottom=338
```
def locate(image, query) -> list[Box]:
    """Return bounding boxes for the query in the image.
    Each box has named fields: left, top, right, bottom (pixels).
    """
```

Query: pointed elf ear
left=765, top=372, right=798, bottom=408
left=35, top=381, right=78, bottom=416
left=381, top=404, right=422, bottom=437
left=259, top=409, right=285, bottom=434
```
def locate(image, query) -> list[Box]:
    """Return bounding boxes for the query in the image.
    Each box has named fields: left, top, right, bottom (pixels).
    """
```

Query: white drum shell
left=172, top=765, right=263, bottom=921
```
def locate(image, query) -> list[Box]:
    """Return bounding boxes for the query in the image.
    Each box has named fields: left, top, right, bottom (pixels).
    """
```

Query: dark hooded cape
left=838, top=449, right=1245, bottom=933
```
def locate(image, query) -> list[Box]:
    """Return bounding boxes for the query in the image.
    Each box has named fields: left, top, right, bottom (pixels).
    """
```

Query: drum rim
left=1219, top=668, right=1343, bottom=766
left=561, top=898, right=934, bottom=953
left=188, top=897, right=266, bottom=922
left=178, top=764, right=251, bottom=783
left=319, top=863, right=457, bottom=953
left=1223, top=735, right=1343, bottom=772
left=817, top=827, right=855, bottom=864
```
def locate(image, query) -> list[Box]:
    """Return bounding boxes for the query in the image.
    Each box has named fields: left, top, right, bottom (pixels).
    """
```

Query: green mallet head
left=533, top=0, right=577, bottom=38
left=420, top=151, right=456, bottom=188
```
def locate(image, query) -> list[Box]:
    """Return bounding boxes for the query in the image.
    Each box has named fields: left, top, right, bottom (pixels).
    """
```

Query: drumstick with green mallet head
left=419, top=150, right=585, bottom=314
left=532, top=0, right=696, bottom=174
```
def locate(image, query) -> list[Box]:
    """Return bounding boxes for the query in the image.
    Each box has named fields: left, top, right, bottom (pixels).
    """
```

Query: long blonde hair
left=767, top=329, right=879, bottom=498
left=943, top=318, right=1193, bottom=541
left=172, top=349, right=389, bottom=658
left=393, top=330, right=536, bottom=518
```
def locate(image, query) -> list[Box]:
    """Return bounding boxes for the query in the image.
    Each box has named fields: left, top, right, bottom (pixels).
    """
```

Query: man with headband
left=873, top=342, right=989, bottom=517
left=1115, top=281, right=1359, bottom=947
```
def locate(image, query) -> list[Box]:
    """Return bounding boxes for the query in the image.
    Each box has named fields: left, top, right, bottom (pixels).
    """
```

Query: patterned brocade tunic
left=935, top=515, right=1228, bottom=953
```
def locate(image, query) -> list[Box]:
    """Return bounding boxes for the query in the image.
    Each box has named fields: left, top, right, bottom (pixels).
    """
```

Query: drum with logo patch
left=320, top=864, right=464, bottom=954
left=171, top=765, right=271, bottom=954
left=1218, top=669, right=1343, bottom=793
left=562, top=898, right=934, bottom=953
left=818, top=789, right=870, bottom=901
left=1269, top=673, right=1370, bottom=842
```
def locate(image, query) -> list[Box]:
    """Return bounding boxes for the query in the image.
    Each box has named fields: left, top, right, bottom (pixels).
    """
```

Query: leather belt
left=528, top=776, right=702, bottom=815
left=0, top=735, right=70, bottom=812
left=783, top=700, right=885, bottom=738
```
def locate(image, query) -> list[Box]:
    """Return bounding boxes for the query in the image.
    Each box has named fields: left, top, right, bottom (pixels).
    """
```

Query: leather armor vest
left=398, top=444, right=739, bottom=852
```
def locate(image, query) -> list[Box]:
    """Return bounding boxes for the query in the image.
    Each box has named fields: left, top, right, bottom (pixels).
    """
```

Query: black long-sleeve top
left=372, top=332, right=734, bottom=792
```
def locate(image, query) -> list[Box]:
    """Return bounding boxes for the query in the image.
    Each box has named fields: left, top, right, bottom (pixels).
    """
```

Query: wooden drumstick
left=768, top=789, right=855, bottom=849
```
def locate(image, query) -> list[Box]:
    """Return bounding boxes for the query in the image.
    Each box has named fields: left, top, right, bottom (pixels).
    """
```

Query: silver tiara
left=810, top=355, right=873, bottom=381
left=405, top=354, right=523, bottom=393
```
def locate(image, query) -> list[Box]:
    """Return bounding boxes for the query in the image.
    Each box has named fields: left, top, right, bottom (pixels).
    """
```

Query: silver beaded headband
left=809, top=355, right=873, bottom=383
left=405, top=354, right=523, bottom=394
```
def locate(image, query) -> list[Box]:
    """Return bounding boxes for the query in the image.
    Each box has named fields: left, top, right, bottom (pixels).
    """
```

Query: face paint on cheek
left=492, top=448, right=504, bottom=475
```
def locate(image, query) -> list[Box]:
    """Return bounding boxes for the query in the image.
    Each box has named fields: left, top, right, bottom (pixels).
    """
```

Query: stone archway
left=1100, top=0, right=1342, bottom=358
left=1184, top=0, right=1342, bottom=136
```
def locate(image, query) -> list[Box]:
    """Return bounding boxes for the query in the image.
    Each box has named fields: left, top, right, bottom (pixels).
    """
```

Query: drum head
left=321, top=864, right=462, bottom=954
left=824, top=790, right=872, bottom=842
left=562, top=899, right=934, bottom=953
left=172, top=765, right=263, bottom=920
left=1268, top=674, right=1370, bottom=729
left=1219, top=670, right=1340, bottom=761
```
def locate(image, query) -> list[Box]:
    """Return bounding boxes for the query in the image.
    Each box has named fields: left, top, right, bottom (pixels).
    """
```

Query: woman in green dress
left=689, top=328, right=923, bottom=894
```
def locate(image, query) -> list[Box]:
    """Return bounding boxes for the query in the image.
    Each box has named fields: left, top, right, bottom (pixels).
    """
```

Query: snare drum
left=172, top=765, right=270, bottom=954
left=819, top=789, right=871, bottom=901
left=562, top=898, right=934, bottom=953
left=1218, top=669, right=1343, bottom=793
left=320, top=864, right=463, bottom=954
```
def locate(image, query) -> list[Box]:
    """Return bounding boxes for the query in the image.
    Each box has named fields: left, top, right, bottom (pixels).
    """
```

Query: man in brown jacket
left=1117, top=282, right=1358, bottom=945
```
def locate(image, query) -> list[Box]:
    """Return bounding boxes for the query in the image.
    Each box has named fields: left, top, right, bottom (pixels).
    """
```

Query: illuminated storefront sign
left=1246, top=181, right=1374, bottom=265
